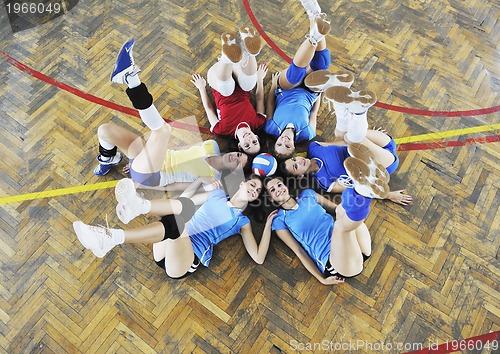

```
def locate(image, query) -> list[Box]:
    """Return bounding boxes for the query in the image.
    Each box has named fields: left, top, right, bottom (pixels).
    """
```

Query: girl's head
left=281, top=156, right=312, bottom=178
left=263, top=176, right=290, bottom=205
left=222, top=152, right=252, bottom=174
left=235, top=122, right=261, bottom=155
left=273, top=128, right=295, bottom=161
left=238, top=174, right=264, bottom=202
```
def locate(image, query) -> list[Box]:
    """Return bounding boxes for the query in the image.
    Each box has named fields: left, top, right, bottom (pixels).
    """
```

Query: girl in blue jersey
left=264, top=175, right=383, bottom=283
left=264, top=13, right=355, bottom=161
left=74, top=174, right=277, bottom=279
left=279, top=130, right=413, bottom=205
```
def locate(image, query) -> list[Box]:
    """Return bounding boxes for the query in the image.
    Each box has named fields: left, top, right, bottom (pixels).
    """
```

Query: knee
left=155, top=123, right=172, bottom=136
left=97, top=123, right=115, bottom=139
left=165, top=263, right=189, bottom=279
left=237, top=73, right=257, bottom=92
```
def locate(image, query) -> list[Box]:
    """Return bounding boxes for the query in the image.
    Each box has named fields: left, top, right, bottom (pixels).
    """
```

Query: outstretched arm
left=265, top=72, right=280, bottom=120
left=179, top=176, right=222, bottom=204
left=328, top=180, right=413, bottom=206
left=275, top=229, right=344, bottom=285
left=191, top=73, right=219, bottom=129
left=240, top=210, right=277, bottom=264
left=255, top=63, right=268, bottom=115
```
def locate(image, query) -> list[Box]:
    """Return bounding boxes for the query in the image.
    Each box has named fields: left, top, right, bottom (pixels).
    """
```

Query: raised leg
left=328, top=205, right=365, bottom=277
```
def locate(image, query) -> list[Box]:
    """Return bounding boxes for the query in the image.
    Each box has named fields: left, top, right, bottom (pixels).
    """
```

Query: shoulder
left=238, top=215, right=251, bottom=227
left=299, top=189, right=318, bottom=200
left=210, top=189, right=227, bottom=200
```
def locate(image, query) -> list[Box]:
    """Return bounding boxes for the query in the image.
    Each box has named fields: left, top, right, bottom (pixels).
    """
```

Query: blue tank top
left=307, top=142, right=350, bottom=192
left=186, top=189, right=250, bottom=266
left=272, top=189, right=333, bottom=271
left=264, top=87, right=318, bottom=142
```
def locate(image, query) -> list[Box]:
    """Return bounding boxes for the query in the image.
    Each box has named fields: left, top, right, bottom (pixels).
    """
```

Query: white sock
left=111, top=229, right=126, bottom=245
left=346, top=112, right=368, bottom=143
left=142, top=199, right=152, bottom=214
left=127, top=74, right=141, bottom=89
left=139, top=105, right=165, bottom=130
left=334, top=103, right=350, bottom=132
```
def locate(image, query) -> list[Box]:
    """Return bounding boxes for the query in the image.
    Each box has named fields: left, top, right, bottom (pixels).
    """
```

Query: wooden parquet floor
left=1, top=0, right=499, bottom=353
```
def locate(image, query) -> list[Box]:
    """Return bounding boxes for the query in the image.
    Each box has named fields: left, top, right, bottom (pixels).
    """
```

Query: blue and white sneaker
left=93, top=152, right=122, bottom=176
left=110, top=39, right=141, bottom=84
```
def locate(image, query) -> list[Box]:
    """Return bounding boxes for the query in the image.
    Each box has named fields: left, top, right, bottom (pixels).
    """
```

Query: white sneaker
left=73, top=221, right=117, bottom=258
left=239, top=25, right=263, bottom=56
left=348, top=143, right=390, bottom=183
left=300, top=0, right=322, bottom=18
left=221, top=32, right=243, bottom=63
left=324, top=86, right=377, bottom=114
left=344, top=157, right=389, bottom=199
left=304, top=70, right=354, bottom=92
left=308, top=14, right=330, bottom=45
left=115, top=178, right=150, bottom=224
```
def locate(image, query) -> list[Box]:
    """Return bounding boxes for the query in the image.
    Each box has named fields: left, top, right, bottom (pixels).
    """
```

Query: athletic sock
left=127, top=73, right=141, bottom=89
left=112, top=229, right=126, bottom=245
left=139, top=105, right=165, bottom=131
left=346, top=111, right=368, bottom=143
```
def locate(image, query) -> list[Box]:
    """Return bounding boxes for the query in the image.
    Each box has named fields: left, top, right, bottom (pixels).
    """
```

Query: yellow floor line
left=0, top=181, right=118, bottom=205
left=394, top=123, right=500, bottom=144
left=1, top=123, right=499, bottom=205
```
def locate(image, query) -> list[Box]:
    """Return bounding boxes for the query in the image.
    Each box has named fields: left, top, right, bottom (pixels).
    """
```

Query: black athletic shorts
left=155, top=254, right=201, bottom=279
left=323, top=254, right=371, bottom=280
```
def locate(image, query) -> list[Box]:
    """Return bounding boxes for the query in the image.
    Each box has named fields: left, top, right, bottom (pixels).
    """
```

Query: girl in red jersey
left=191, top=26, right=267, bottom=155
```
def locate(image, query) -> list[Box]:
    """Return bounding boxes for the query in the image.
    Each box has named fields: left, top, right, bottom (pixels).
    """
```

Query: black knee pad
left=126, top=83, right=153, bottom=110
left=99, top=144, right=117, bottom=158
left=160, top=214, right=185, bottom=241
left=177, top=197, right=196, bottom=221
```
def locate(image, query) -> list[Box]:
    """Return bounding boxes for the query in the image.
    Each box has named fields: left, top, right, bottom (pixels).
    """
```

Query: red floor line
left=1, top=49, right=498, bottom=151
left=0, top=52, right=211, bottom=134
left=242, top=0, right=500, bottom=117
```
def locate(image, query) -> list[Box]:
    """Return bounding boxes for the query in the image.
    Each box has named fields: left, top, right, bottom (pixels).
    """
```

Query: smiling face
left=274, top=129, right=295, bottom=156
left=239, top=177, right=263, bottom=202
left=236, top=127, right=260, bottom=155
left=265, top=178, right=290, bottom=204
left=284, top=156, right=311, bottom=177
left=222, top=152, right=249, bottom=171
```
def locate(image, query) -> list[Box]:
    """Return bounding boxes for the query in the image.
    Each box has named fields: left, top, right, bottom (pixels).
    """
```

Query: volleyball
left=252, top=153, right=277, bottom=177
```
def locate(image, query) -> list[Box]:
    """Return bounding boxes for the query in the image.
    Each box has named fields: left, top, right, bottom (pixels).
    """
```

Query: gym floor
left=0, top=0, right=499, bottom=352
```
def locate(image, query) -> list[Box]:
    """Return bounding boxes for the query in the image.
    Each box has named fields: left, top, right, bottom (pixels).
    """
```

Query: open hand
left=373, top=126, right=388, bottom=135
left=322, top=275, right=345, bottom=285
left=256, top=62, right=268, bottom=80
left=271, top=71, right=280, bottom=88
left=190, top=73, right=206, bottom=90
left=387, top=190, right=413, bottom=206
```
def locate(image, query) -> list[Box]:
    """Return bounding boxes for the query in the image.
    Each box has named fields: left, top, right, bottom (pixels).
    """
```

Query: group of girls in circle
left=74, top=1, right=413, bottom=284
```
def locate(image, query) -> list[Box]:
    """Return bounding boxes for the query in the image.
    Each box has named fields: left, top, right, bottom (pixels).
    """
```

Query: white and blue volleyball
left=252, top=153, right=277, bottom=177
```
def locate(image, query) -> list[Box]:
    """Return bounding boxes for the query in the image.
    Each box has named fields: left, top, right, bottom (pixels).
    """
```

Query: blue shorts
left=129, top=159, right=161, bottom=187
left=383, top=139, right=399, bottom=175
left=341, top=188, right=372, bottom=222
left=285, top=48, right=331, bottom=85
